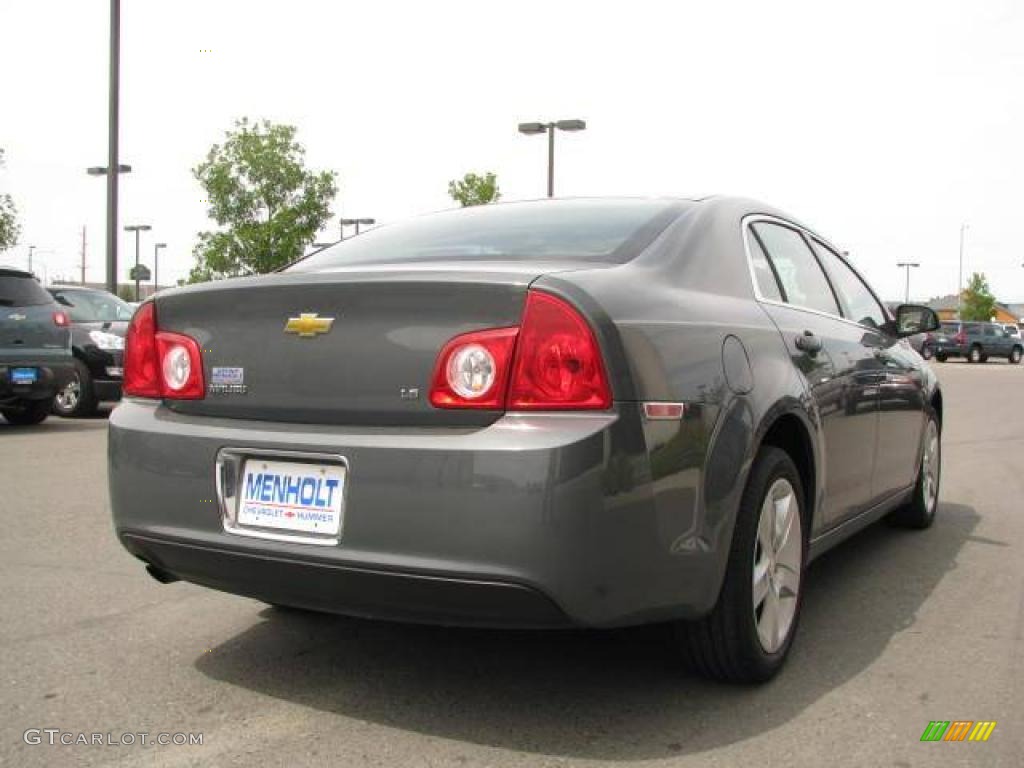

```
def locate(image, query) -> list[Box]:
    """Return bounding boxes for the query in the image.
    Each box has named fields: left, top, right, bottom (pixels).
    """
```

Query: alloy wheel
left=54, top=375, right=81, bottom=414
left=921, top=420, right=940, bottom=515
left=752, top=477, right=802, bottom=654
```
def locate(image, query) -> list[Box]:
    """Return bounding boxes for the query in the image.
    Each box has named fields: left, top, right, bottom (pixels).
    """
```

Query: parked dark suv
left=0, top=268, right=74, bottom=425
left=48, top=285, right=134, bottom=416
left=931, top=321, right=1023, bottom=363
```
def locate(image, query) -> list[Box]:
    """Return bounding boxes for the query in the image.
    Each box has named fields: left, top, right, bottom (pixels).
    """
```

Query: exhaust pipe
left=145, top=564, right=180, bottom=584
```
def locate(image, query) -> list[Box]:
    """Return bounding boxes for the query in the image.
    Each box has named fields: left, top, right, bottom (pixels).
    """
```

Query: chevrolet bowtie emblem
left=284, top=313, right=335, bottom=338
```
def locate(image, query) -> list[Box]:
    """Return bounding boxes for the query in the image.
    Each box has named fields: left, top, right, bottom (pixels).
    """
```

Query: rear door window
left=750, top=222, right=840, bottom=316
left=0, top=274, right=53, bottom=307
left=745, top=229, right=784, bottom=301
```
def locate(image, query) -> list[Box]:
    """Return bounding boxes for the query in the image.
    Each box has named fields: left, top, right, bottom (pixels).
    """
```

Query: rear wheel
left=921, top=345, right=934, bottom=360
left=889, top=413, right=940, bottom=529
left=675, top=447, right=806, bottom=683
left=935, top=352, right=948, bottom=362
left=1, top=400, right=50, bottom=426
left=968, top=345, right=983, bottom=363
left=52, top=360, right=97, bottom=418
left=1010, top=346, right=1022, bottom=364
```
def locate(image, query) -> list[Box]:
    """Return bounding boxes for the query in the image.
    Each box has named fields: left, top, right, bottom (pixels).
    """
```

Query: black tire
left=51, top=359, right=98, bottom=418
left=889, top=411, right=941, bottom=529
left=1010, top=346, right=1022, bottom=364
left=968, top=345, right=983, bottom=363
left=1, top=400, right=51, bottom=426
left=675, top=446, right=807, bottom=683
left=935, top=352, right=948, bottom=362
left=921, top=345, right=934, bottom=360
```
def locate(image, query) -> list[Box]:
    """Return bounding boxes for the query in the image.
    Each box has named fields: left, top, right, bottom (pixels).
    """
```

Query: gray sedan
left=109, top=197, right=942, bottom=683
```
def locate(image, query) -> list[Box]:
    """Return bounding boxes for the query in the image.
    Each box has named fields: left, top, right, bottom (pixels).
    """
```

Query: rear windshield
left=0, top=274, right=53, bottom=307
left=940, top=323, right=959, bottom=332
left=290, top=199, right=686, bottom=272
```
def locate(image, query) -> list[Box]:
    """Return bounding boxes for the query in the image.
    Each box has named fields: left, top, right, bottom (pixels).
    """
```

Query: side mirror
left=893, top=304, right=940, bottom=337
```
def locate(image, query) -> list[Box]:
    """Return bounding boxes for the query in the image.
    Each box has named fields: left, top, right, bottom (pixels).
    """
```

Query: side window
left=751, top=223, right=840, bottom=316
left=983, top=325, right=995, bottom=337
left=745, top=229, right=783, bottom=302
left=810, top=241, right=887, bottom=329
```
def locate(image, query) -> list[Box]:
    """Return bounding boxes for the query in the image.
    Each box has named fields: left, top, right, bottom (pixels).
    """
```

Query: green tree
left=0, top=149, right=21, bottom=252
left=188, top=118, right=337, bottom=282
left=447, top=171, right=501, bottom=207
left=960, top=272, right=996, bottom=321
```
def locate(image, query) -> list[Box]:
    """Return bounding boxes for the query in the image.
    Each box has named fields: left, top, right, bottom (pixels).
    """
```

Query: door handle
left=794, top=330, right=823, bottom=355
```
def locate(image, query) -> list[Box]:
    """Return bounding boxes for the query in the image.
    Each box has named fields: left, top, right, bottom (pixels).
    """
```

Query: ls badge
left=209, top=366, right=247, bottom=395
left=284, top=313, right=335, bottom=338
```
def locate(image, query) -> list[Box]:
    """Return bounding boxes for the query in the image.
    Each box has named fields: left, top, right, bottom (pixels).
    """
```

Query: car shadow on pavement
left=196, top=502, right=979, bottom=760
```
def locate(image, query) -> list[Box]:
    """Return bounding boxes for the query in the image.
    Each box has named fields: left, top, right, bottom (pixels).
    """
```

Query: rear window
left=290, top=199, right=687, bottom=272
left=940, top=323, right=959, bottom=333
left=0, top=273, right=54, bottom=307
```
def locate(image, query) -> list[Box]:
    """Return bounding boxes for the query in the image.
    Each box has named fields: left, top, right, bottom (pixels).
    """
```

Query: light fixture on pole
left=153, top=242, right=166, bottom=293
left=124, top=224, right=151, bottom=301
left=897, top=261, right=920, bottom=303
left=517, top=119, right=586, bottom=197
left=340, top=217, right=375, bottom=238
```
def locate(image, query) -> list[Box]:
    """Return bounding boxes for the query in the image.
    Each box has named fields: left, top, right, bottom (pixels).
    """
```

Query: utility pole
left=27, top=245, right=35, bottom=274
left=80, top=226, right=87, bottom=284
left=106, top=0, right=122, bottom=295
left=958, top=224, right=968, bottom=319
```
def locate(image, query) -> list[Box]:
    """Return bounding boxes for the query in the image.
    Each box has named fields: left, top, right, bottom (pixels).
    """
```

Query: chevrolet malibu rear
left=110, top=197, right=943, bottom=683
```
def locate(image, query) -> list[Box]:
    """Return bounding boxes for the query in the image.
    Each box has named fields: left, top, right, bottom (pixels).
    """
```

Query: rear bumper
left=0, top=360, right=74, bottom=404
left=122, top=532, right=571, bottom=628
left=931, top=342, right=965, bottom=357
left=109, top=399, right=720, bottom=628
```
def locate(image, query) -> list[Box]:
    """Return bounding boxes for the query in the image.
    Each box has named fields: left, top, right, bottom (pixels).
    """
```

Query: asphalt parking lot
left=1, top=360, right=1021, bottom=768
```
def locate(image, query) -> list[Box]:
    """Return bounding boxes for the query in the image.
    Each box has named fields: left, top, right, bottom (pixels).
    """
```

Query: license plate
left=237, top=458, right=346, bottom=537
left=11, top=367, right=38, bottom=385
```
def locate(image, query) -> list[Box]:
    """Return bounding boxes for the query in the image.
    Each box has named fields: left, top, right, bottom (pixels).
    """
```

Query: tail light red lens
left=124, top=301, right=205, bottom=399
left=52, top=311, right=69, bottom=327
left=124, top=302, right=161, bottom=397
left=508, top=291, right=611, bottom=410
left=429, top=290, right=612, bottom=411
left=429, top=328, right=518, bottom=409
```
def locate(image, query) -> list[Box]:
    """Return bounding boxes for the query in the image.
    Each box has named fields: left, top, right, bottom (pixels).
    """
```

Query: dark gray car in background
left=108, top=197, right=942, bottom=683
left=1, top=267, right=73, bottom=425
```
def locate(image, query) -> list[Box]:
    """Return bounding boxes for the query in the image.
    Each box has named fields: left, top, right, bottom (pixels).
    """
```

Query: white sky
left=1, top=0, right=1022, bottom=302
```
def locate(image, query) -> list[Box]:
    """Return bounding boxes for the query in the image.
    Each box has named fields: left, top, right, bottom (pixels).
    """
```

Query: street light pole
left=958, top=223, right=968, bottom=319
left=897, top=262, right=920, bottom=303
left=106, top=0, right=121, bottom=296
left=27, top=245, right=35, bottom=274
left=518, top=119, right=586, bottom=198
left=124, top=224, right=151, bottom=301
left=340, top=217, right=375, bottom=237
left=153, top=242, right=166, bottom=294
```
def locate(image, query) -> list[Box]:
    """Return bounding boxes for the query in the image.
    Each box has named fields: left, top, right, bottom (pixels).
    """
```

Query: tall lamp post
left=27, top=245, right=35, bottom=273
left=340, top=217, right=375, bottom=239
left=153, top=242, right=166, bottom=294
left=897, top=262, right=920, bottom=303
left=87, top=163, right=131, bottom=292
left=958, top=223, right=968, bottom=319
left=517, top=119, right=586, bottom=197
left=124, top=224, right=151, bottom=301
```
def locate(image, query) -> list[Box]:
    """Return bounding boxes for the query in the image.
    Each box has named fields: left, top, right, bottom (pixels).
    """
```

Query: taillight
left=428, top=290, right=612, bottom=411
left=52, top=311, right=69, bottom=327
left=123, top=302, right=204, bottom=400
left=429, top=328, right=518, bottom=409
left=508, top=291, right=611, bottom=410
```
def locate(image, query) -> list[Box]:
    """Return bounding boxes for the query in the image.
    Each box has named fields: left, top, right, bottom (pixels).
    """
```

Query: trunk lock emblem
left=284, top=313, right=335, bottom=338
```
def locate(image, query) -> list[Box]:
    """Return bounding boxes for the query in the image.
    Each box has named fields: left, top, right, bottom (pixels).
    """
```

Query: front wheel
left=675, top=446, right=806, bottom=683
left=889, top=413, right=941, bottom=529
left=1010, top=346, right=1022, bottom=364
left=52, top=360, right=97, bottom=418
left=1, top=400, right=51, bottom=426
